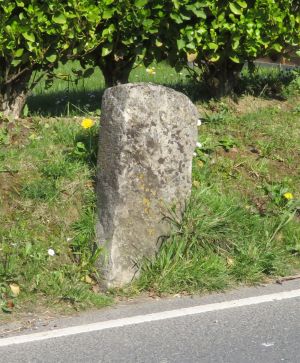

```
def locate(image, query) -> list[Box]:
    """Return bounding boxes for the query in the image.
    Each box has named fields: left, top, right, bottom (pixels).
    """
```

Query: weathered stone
left=96, top=83, right=198, bottom=288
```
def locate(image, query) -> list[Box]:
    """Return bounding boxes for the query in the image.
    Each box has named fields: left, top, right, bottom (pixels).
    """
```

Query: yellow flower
left=283, top=192, right=294, bottom=200
left=81, top=118, right=95, bottom=129
left=146, top=67, right=156, bottom=75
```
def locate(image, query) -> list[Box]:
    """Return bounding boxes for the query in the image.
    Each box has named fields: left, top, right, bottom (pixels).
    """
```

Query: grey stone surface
left=96, top=83, right=198, bottom=288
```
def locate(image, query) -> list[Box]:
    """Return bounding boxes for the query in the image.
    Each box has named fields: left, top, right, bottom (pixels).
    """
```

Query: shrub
left=158, top=0, right=300, bottom=97
left=86, top=0, right=166, bottom=87
left=0, top=0, right=102, bottom=118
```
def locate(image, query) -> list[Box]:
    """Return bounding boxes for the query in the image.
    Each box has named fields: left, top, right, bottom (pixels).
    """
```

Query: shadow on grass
left=236, top=68, right=298, bottom=99
left=27, top=89, right=105, bottom=117
left=27, top=69, right=298, bottom=117
left=27, top=82, right=209, bottom=117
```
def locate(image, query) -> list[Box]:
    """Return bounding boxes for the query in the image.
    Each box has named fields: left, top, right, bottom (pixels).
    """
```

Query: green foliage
left=1, top=0, right=299, bottom=107
left=163, top=0, right=299, bottom=64
left=0, top=0, right=103, bottom=116
left=136, top=188, right=293, bottom=293
left=87, top=0, right=167, bottom=86
left=158, top=0, right=300, bottom=95
left=0, top=0, right=101, bottom=70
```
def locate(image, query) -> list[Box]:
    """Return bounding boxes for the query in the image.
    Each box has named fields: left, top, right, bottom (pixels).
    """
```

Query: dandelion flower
left=283, top=192, right=294, bottom=200
left=81, top=118, right=95, bottom=129
left=48, top=248, right=55, bottom=256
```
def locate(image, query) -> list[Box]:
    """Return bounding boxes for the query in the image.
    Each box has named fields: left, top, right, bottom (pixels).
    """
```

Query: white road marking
left=1, top=289, right=300, bottom=347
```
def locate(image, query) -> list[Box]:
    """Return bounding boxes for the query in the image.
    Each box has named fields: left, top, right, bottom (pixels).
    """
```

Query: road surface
left=1, top=279, right=300, bottom=362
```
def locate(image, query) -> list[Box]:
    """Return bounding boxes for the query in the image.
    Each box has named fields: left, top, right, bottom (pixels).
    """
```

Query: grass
left=0, top=117, right=112, bottom=317
left=135, top=88, right=300, bottom=294
left=27, top=61, right=298, bottom=117
left=0, top=62, right=300, bottom=318
left=27, top=61, right=191, bottom=117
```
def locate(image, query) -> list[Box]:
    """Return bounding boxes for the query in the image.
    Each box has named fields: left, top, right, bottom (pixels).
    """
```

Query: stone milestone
left=96, top=83, right=198, bottom=288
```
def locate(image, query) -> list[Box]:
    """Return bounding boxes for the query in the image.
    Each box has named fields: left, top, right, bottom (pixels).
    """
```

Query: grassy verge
left=0, top=116, right=112, bottom=317
left=0, top=63, right=299, bottom=318
left=136, top=94, right=300, bottom=294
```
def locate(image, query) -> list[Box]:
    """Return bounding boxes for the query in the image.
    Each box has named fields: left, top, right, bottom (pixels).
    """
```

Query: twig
left=0, top=169, right=19, bottom=174
left=0, top=326, right=22, bottom=337
left=276, top=274, right=300, bottom=284
left=4, top=67, right=31, bottom=85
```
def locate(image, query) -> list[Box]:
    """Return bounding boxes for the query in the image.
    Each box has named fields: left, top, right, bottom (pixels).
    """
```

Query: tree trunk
left=0, top=70, right=32, bottom=119
left=204, top=60, right=244, bottom=98
left=97, top=53, right=135, bottom=88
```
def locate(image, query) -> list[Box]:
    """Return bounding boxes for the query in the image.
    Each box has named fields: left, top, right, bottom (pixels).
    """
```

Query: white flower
left=66, top=237, right=72, bottom=242
left=196, top=142, right=202, bottom=148
left=48, top=248, right=55, bottom=256
left=197, top=119, right=202, bottom=126
left=193, top=152, right=197, bottom=157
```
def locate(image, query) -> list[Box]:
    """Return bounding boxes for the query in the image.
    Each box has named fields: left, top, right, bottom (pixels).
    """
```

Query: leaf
left=52, top=14, right=67, bottom=24
left=177, top=39, right=185, bottom=50
left=272, top=43, right=282, bottom=52
left=236, top=0, right=247, bottom=8
left=210, top=54, right=220, bottom=62
left=2, top=304, right=13, bottom=314
left=11, top=59, right=22, bottom=67
left=22, top=32, right=35, bottom=42
left=102, top=9, right=114, bottom=19
left=229, top=55, right=241, bottom=63
left=208, top=42, right=218, bottom=50
left=14, top=48, right=24, bottom=57
left=229, top=3, right=242, bottom=15
left=135, top=0, right=148, bottom=7
left=45, top=54, right=57, bottom=62
left=9, top=283, right=20, bottom=296
left=187, top=52, right=197, bottom=62
left=102, top=45, right=113, bottom=57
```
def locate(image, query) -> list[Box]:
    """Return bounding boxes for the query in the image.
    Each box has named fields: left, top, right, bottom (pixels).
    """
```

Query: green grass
left=0, top=62, right=299, bottom=317
left=27, top=61, right=191, bottom=117
left=135, top=91, right=300, bottom=294
left=0, top=117, right=112, bottom=315
left=27, top=61, right=299, bottom=117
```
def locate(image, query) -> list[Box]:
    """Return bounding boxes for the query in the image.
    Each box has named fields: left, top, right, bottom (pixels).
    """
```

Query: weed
left=21, top=179, right=58, bottom=201
left=218, top=136, right=239, bottom=151
left=0, top=126, right=10, bottom=145
left=136, top=185, right=296, bottom=294
left=70, top=192, right=103, bottom=278
left=39, top=158, right=76, bottom=180
left=263, top=182, right=296, bottom=209
left=70, top=123, right=99, bottom=167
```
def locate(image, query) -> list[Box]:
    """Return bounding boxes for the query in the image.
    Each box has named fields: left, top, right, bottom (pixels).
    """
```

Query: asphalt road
left=1, top=280, right=300, bottom=363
